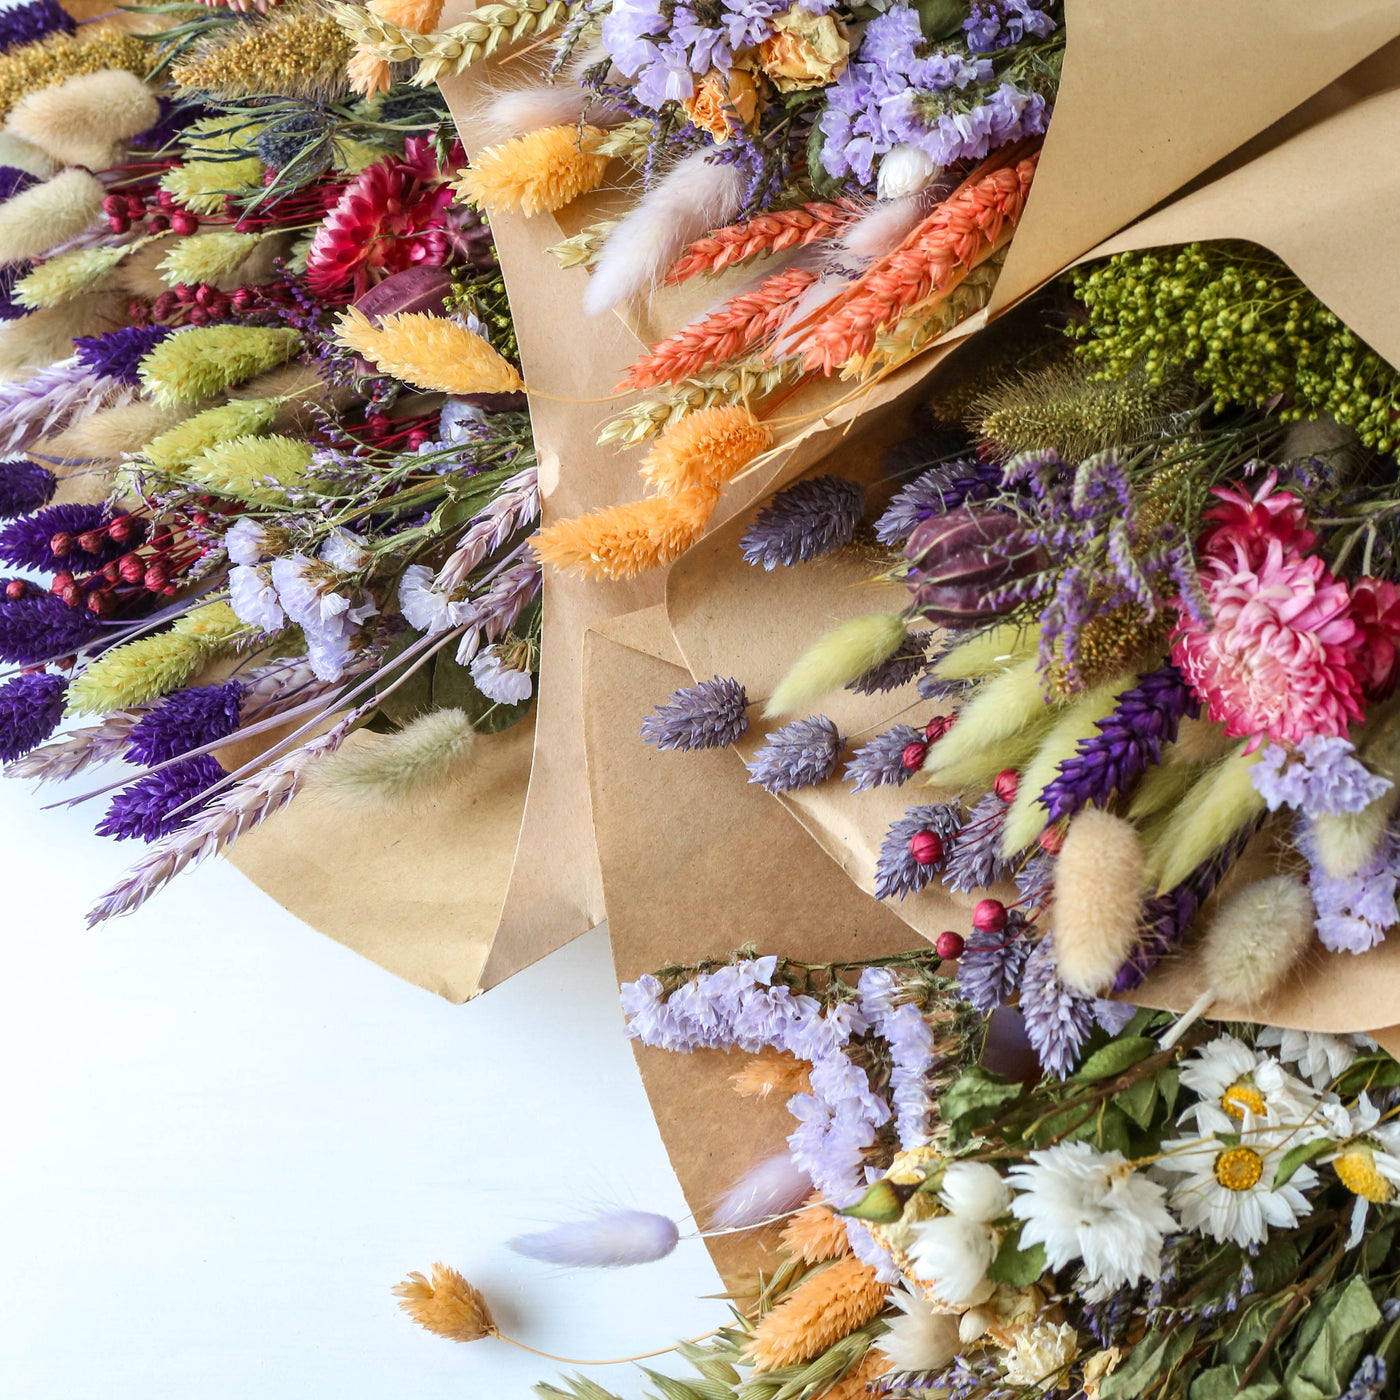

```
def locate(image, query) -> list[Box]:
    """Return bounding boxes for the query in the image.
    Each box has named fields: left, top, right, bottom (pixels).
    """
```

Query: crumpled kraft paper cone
left=657, top=54, right=1400, bottom=1033
left=582, top=604, right=918, bottom=1290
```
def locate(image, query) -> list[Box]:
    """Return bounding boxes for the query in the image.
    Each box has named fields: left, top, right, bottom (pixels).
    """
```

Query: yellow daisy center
left=1214, top=1146, right=1264, bottom=1192
left=1334, top=1146, right=1395, bottom=1204
left=1220, top=1080, right=1267, bottom=1119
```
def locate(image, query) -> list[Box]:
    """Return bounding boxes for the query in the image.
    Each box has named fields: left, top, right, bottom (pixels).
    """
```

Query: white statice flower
left=1002, top=1321, right=1079, bottom=1392
left=940, top=1161, right=1012, bottom=1224
left=1008, top=1143, right=1175, bottom=1290
left=271, top=555, right=377, bottom=682
left=1255, top=1027, right=1378, bottom=1090
left=224, top=518, right=269, bottom=566
left=1318, top=1093, right=1400, bottom=1246
left=319, top=528, right=370, bottom=573
left=877, top=144, right=937, bottom=200
left=397, top=564, right=470, bottom=635
left=470, top=645, right=534, bottom=704
left=907, top=1215, right=997, bottom=1305
left=1178, top=1034, right=1318, bottom=1132
left=873, top=1287, right=960, bottom=1373
left=1153, top=1109, right=1316, bottom=1248
left=228, top=563, right=285, bottom=632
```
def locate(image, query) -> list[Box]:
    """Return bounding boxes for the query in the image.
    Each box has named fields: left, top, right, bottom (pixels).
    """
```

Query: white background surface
left=0, top=773, right=726, bottom=1398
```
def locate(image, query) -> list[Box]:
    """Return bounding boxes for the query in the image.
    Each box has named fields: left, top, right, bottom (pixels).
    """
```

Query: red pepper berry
left=5, top=579, right=27, bottom=600
left=1038, top=825, right=1065, bottom=855
left=993, top=769, right=1019, bottom=803
left=118, top=554, right=145, bottom=584
left=972, top=898, right=1007, bottom=933
left=908, top=830, right=944, bottom=866
left=924, top=714, right=955, bottom=743
left=101, top=560, right=121, bottom=583
left=143, top=563, right=169, bottom=591
left=60, top=581, right=83, bottom=608
left=107, top=213, right=129, bottom=234
left=170, top=211, right=199, bottom=236
left=76, top=530, right=105, bottom=555
left=901, top=740, right=928, bottom=771
left=935, top=931, right=965, bottom=959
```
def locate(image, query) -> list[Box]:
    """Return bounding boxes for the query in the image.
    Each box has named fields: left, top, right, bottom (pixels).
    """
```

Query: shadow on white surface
left=0, top=779, right=724, bottom=1399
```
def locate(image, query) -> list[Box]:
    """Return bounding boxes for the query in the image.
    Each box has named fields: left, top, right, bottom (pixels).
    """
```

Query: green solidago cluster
left=1071, top=242, right=1400, bottom=453
left=445, top=268, right=518, bottom=364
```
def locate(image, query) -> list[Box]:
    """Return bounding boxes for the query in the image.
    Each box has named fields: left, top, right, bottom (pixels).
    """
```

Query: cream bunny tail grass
left=6, top=70, right=159, bottom=170
left=765, top=613, right=907, bottom=717
left=308, top=709, right=476, bottom=805
left=1050, top=809, right=1145, bottom=996
left=0, top=169, right=105, bottom=267
left=0, top=294, right=127, bottom=377
left=1200, top=875, right=1314, bottom=1007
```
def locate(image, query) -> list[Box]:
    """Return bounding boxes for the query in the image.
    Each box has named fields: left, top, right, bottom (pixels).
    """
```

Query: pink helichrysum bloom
left=1172, top=537, right=1363, bottom=746
left=1195, top=470, right=1315, bottom=569
left=1348, top=576, right=1400, bottom=700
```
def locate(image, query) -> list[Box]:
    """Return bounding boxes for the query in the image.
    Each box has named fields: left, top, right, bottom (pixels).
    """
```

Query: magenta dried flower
left=641, top=675, right=749, bottom=751
left=740, top=476, right=865, bottom=570
left=745, top=715, right=843, bottom=793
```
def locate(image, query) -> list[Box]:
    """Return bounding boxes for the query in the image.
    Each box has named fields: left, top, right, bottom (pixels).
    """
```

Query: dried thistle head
left=393, top=1263, right=498, bottom=1343
left=1044, top=603, right=1169, bottom=699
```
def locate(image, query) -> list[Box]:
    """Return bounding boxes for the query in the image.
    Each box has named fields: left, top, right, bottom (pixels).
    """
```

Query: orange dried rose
left=682, top=68, right=760, bottom=144
left=758, top=7, right=849, bottom=91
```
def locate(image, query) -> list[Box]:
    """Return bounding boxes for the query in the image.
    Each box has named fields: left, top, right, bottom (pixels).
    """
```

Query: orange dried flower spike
left=368, top=0, right=443, bottom=30
left=394, top=1263, right=498, bottom=1343
left=730, top=1047, right=813, bottom=1099
left=666, top=199, right=862, bottom=284
left=621, top=267, right=817, bottom=390
left=533, top=485, right=721, bottom=581
left=826, top=1349, right=893, bottom=1400
left=780, top=1197, right=851, bottom=1265
left=638, top=404, right=772, bottom=493
left=746, top=1254, right=888, bottom=1371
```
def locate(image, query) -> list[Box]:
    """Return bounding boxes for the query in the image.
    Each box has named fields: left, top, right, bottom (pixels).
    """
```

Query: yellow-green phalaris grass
left=157, top=231, right=266, bottom=289
left=65, top=602, right=246, bottom=715
left=143, top=398, right=282, bottom=473
left=182, top=434, right=313, bottom=503
left=13, top=244, right=130, bottom=309
left=928, top=621, right=1038, bottom=682
left=765, top=613, right=906, bottom=717
left=138, top=326, right=302, bottom=406
left=1142, top=744, right=1265, bottom=894
left=999, top=673, right=1138, bottom=856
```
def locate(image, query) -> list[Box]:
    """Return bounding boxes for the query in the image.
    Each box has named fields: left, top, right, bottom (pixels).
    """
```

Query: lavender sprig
left=874, top=803, right=961, bottom=900
left=0, top=0, right=75, bottom=53
left=641, top=676, right=748, bottom=751
left=1040, top=665, right=1197, bottom=824
left=745, top=715, right=844, bottom=793
left=740, top=476, right=866, bottom=570
left=87, top=711, right=359, bottom=926
left=73, top=325, right=172, bottom=386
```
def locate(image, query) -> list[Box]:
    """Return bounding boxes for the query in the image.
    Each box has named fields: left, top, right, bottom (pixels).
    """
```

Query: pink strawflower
left=1349, top=576, right=1400, bottom=701
left=1196, top=470, right=1315, bottom=569
left=1172, top=537, right=1363, bottom=746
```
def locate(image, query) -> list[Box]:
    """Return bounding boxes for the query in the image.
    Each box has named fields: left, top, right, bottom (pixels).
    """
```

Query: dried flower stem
left=5, top=708, right=147, bottom=784
left=620, top=267, right=818, bottom=390
left=598, top=360, right=798, bottom=446
left=666, top=200, right=862, bottom=284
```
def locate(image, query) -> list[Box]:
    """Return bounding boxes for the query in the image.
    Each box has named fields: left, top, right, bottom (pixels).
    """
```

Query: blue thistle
left=1040, top=665, right=1197, bottom=824
left=640, top=676, right=748, bottom=751
left=0, top=670, right=65, bottom=761
left=126, top=682, right=245, bottom=765
left=745, top=715, right=843, bottom=793
left=740, top=476, right=866, bottom=570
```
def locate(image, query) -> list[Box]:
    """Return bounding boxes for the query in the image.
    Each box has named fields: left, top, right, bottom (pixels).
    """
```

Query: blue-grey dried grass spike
left=640, top=675, right=749, bottom=751
left=739, top=476, right=866, bottom=570
left=957, top=908, right=1032, bottom=1013
left=942, top=791, right=1012, bottom=893
left=845, top=724, right=924, bottom=793
left=1019, top=932, right=1096, bottom=1079
left=745, top=715, right=844, bottom=793
left=873, top=459, right=1002, bottom=546
left=848, top=630, right=933, bottom=695
left=918, top=637, right=975, bottom=702
left=874, top=803, right=962, bottom=900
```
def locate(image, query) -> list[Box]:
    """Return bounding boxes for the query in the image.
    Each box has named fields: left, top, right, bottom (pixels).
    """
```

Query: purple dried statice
left=640, top=675, right=748, bottom=751
left=0, top=0, right=74, bottom=53
left=73, top=325, right=172, bottom=386
left=0, top=166, right=37, bottom=203
left=745, top=715, right=843, bottom=793
left=740, top=476, right=865, bottom=570
left=1297, top=817, right=1399, bottom=955
left=845, top=723, right=924, bottom=793
left=942, top=790, right=1012, bottom=893
left=964, top=0, right=1056, bottom=52
left=957, top=907, right=1031, bottom=1012
left=0, top=458, right=55, bottom=517
left=874, top=459, right=1002, bottom=546
left=874, top=803, right=961, bottom=900
left=125, top=681, right=245, bottom=765
left=96, top=754, right=226, bottom=842
left=0, top=588, right=104, bottom=664
left=0, top=670, right=65, bottom=761
left=1112, top=822, right=1260, bottom=992
left=848, top=630, right=932, bottom=695
left=1040, top=665, right=1197, bottom=824
left=1019, top=932, right=1095, bottom=1079
left=0, top=503, right=116, bottom=572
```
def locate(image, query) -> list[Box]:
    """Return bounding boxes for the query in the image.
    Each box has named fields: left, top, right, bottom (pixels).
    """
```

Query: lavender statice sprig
left=641, top=676, right=749, bottom=751
left=1040, top=665, right=1197, bottom=824
left=746, top=715, right=844, bottom=793
left=740, top=476, right=866, bottom=570
left=86, top=710, right=361, bottom=926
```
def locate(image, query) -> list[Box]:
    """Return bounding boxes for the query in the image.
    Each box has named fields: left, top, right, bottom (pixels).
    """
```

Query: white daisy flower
left=1154, top=1110, right=1316, bottom=1248
left=907, top=1214, right=997, bottom=1305
left=1008, top=1142, right=1176, bottom=1290
left=1002, top=1321, right=1079, bottom=1392
left=1178, top=1034, right=1318, bottom=1131
left=1255, top=1027, right=1378, bottom=1090
left=873, top=1287, right=960, bottom=1373
left=940, top=1161, right=1012, bottom=1224
left=1319, top=1093, right=1400, bottom=1246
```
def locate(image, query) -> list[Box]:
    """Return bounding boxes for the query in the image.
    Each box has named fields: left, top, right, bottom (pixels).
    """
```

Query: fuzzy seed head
left=184, top=434, right=313, bottom=503
left=1201, top=875, right=1313, bottom=1007
left=393, top=1263, right=497, bottom=1343
left=730, top=1048, right=812, bottom=1099
left=1051, top=809, right=1145, bottom=996
left=765, top=612, right=907, bottom=717
left=6, top=69, right=158, bottom=169
left=309, top=708, right=476, bottom=806
left=455, top=123, right=611, bottom=218
left=0, top=168, right=104, bottom=267
left=171, top=9, right=354, bottom=102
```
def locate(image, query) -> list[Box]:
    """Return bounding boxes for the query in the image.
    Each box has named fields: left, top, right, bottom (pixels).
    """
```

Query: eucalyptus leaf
left=1283, top=1277, right=1382, bottom=1400
left=1118, top=1076, right=1159, bottom=1130
left=374, top=629, right=433, bottom=726
left=986, top=1222, right=1047, bottom=1286
left=939, top=1067, right=1021, bottom=1127
left=1101, top=1324, right=1199, bottom=1400
left=431, top=651, right=532, bottom=733
left=1074, top=1037, right=1156, bottom=1081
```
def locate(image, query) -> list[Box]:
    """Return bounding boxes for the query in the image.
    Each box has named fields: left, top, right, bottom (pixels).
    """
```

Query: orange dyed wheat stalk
left=620, top=266, right=818, bottom=391
left=666, top=199, right=862, bottom=284
left=790, top=150, right=1040, bottom=374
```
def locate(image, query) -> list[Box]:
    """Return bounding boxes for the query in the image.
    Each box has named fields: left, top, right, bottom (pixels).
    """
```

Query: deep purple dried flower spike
left=740, top=476, right=866, bottom=570
left=641, top=676, right=748, bottom=751
left=97, top=754, right=226, bottom=843
left=126, top=681, right=245, bottom=765
left=0, top=587, right=105, bottom=664
left=0, top=503, right=119, bottom=572
left=74, top=325, right=173, bottom=387
left=0, top=0, right=75, bottom=54
left=0, top=670, right=65, bottom=761
left=0, top=459, right=56, bottom=518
